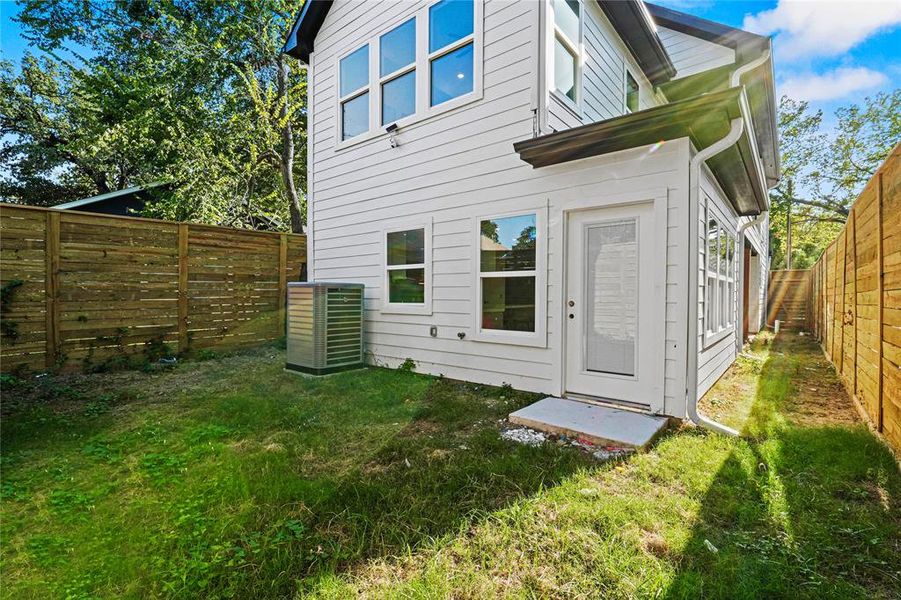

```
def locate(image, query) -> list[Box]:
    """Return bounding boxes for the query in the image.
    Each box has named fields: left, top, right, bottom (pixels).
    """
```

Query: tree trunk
left=277, top=55, right=304, bottom=234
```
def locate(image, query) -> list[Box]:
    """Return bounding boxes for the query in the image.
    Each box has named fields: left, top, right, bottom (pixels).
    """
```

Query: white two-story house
left=283, top=0, right=778, bottom=426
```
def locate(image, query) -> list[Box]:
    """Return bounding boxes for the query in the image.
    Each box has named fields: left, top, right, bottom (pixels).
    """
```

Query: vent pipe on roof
left=685, top=117, right=746, bottom=437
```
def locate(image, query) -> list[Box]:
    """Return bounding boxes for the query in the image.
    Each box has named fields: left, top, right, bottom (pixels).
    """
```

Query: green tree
left=770, top=91, right=900, bottom=269
left=1, top=0, right=306, bottom=232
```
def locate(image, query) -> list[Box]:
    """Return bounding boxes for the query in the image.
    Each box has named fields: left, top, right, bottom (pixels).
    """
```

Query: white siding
left=546, top=1, right=658, bottom=132
left=308, top=0, right=693, bottom=415
left=658, top=26, right=735, bottom=79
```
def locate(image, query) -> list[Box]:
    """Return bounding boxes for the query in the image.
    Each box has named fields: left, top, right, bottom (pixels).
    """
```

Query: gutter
left=685, top=117, right=745, bottom=437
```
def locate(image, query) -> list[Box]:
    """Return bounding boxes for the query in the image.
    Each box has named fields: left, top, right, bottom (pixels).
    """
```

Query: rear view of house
left=283, top=0, right=778, bottom=423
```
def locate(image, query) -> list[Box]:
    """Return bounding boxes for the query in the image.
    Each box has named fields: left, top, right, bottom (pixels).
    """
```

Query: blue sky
left=1, top=2, right=30, bottom=62
left=2, top=0, right=899, bottom=129
left=653, top=0, right=901, bottom=129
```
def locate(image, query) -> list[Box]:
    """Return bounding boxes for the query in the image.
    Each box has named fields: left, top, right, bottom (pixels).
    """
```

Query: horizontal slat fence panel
left=766, top=269, right=809, bottom=330
left=1, top=203, right=305, bottom=372
left=806, top=144, right=901, bottom=454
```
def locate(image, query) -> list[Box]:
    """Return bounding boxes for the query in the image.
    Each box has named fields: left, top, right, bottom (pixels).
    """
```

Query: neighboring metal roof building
left=283, top=0, right=676, bottom=85
left=54, top=182, right=170, bottom=216
left=513, top=87, right=769, bottom=216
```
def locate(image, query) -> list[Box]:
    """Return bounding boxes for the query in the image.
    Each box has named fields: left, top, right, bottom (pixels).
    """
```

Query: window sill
left=550, top=90, right=583, bottom=121
left=703, top=327, right=733, bottom=350
left=334, top=89, right=483, bottom=153
left=470, top=329, right=547, bottom=348
left=380, top=303, right=432, bottom=316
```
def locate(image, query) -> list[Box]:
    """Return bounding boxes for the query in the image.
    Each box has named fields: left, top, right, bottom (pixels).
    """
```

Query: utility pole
left=786, top=180, right=793, bottom=269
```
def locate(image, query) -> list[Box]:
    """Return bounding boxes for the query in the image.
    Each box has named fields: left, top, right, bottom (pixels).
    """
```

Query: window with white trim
left=335, top=0, right=482, bottom=145
left=704, top=203, right=736, bottom=340
left=384, top=225, right=431, bottom=312
left=380, top=18, right=416, bottom=125
left=478, top=213, right=537, bottom=333
left=339, top=44, right=370, bottom=140
left=551, top=0, right=581, bottom=105
left=429, top=0, right=475, bottom=107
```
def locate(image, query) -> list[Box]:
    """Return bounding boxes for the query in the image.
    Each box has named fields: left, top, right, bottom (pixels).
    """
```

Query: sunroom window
left=380, top=18, right=416, bottom=125
left=339, top=45, right=369, bottom=140
left=552, top=0, right=581, bottom=104
left=429, top=0, right=474, bottom=106
left=704, top=205, right=736, bottom=341
left=478, top=214, right=537, bottom=332
left=386, top=228, right=426, bottom=304
left=706, top=216, right=718, bottom=333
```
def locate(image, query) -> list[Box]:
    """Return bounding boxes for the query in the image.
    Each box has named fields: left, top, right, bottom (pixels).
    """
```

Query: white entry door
left=565, top=202, right=662, bottom=406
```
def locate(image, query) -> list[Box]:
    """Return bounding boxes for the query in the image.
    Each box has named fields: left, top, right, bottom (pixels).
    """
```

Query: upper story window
left=552, top=0, right=581, bottom=105
left=429, top=0, right=475, bottom=106
left=625, top=71, right=639, bottom=113
left=335, top=0, right=482, bottom=146
left=339, top=45, right=370, bottom=140
left=380, top=19, right=416, bottom=125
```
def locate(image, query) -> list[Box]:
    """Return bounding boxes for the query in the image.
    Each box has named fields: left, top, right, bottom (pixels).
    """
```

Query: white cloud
left=780, top=67, right=888, bottom=101
left=743, top=0, right=901, bottom=59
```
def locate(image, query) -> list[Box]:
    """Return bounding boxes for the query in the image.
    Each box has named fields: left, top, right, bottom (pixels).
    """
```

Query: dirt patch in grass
left=700, top=331, right=858, bottom=430
left=776, top=337, right=858, bottom=427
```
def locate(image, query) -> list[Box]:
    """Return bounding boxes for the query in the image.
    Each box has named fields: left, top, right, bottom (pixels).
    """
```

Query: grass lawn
left=1, top=333, right=899, bottom=598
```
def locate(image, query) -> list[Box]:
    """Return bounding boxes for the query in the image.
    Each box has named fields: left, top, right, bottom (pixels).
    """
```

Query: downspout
left=730, top=48, right=771, bottom=88
left=685, top=117, right=745, bottom=437
left=728, top=48, right=772, bottom=353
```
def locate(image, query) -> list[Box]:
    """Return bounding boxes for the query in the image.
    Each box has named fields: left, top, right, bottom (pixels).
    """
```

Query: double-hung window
left=474, top=210, right=547, bottom=345
left=551, top=0, right=581, bottom=105
left=429, top=0, right=475, bottom=106
left=704, top=202, right=736, bottom=343
left=380, top=18, right=416, bottom=125
left=706, top=216, right=719, bottom=333
left=339, top=45, right=370, bottom=140
left=383, top=223, right=432, bottom=313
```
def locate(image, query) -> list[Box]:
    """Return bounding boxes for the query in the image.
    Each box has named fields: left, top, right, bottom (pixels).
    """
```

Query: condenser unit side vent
left=286, top=282, right=364, bottom=375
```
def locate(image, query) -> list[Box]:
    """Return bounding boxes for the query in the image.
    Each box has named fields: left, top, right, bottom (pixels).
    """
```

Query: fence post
left=877, top=171, right=884, bottom=431
left=278, top=234, right=288, bottom=337
left=44, top=211, right=60, bottom=369
left=178, top=224, right=189, bottom=353
left=851, top=208, right=858, bottom=398
left=832, top=240, right=840, bottom=363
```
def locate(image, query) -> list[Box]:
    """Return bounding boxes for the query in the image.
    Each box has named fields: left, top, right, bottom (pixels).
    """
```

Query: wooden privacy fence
left=0, top=204, right=306, bottom=373
left=767, top=269, right=809, bottom=330
left=806, top=144, right=901, bottom=453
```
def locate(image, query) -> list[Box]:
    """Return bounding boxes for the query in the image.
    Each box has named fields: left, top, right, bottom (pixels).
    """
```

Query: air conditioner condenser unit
left=286, top=282, right=364, bottom=375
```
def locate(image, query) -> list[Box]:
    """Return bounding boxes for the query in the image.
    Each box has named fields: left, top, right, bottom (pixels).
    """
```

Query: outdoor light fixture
left=386, top=123, right=399, bottom=148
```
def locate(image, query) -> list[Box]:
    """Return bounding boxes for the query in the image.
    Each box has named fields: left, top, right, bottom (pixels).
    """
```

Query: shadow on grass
left=664, top=334, right=901, bottom=599
left=1, top=367, right=593, bottom=598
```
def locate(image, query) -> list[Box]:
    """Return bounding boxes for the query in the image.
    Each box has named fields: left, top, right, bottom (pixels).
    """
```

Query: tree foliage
left=0, top=0, right=306, bottom=231
left=770, top=91, right=900, bottom=269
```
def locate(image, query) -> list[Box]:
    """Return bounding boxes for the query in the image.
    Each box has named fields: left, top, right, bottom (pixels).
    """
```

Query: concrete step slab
left=509, top=397, right=670, bottom=449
